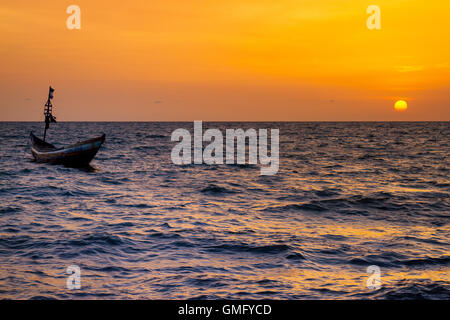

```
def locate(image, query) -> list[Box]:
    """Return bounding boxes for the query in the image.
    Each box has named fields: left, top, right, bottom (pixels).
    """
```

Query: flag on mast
left=44, top=86, right=57, bottom=129
left=49, top=87, right=55, bottom=99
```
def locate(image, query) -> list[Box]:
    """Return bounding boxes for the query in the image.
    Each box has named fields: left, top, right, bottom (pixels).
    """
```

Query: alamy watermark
left=66, top=5, right=81, bottom=30
left=171, top=121, right=279, bottom=175
left=65, top=5, right=381, bottom=34
left=366, top=265, right=382, bottom=290
left=66, top=265, right=81, bottom=290
left=367, top=5, right=381, bottom=30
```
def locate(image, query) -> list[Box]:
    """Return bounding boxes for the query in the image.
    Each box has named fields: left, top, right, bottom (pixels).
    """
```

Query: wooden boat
left=30, top=132, right=105, bottom=167
left=30, top=86, right=105, bottom=167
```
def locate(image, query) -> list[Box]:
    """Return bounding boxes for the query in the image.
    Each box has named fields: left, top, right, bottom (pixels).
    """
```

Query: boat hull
left=30, top=132, right=105, bottom=167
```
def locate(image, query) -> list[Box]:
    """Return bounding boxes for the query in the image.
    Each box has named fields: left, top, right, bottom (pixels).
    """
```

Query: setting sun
left=394, top=100, right=408, bottom=112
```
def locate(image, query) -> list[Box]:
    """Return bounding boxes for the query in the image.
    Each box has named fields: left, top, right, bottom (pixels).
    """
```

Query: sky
left=0, top=0, right=449, bottom=121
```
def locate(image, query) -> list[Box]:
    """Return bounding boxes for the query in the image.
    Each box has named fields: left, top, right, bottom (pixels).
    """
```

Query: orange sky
left=0, top=0, right=449, bottom=121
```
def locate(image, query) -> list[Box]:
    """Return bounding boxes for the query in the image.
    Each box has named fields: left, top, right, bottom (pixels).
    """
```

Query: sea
left=0, top=122, right=449, bottom=299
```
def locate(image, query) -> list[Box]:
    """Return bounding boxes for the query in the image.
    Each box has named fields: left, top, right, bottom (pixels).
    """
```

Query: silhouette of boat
left=30, top=132, right=105, bottom=167
left=30, top=86, right=105, bottom=167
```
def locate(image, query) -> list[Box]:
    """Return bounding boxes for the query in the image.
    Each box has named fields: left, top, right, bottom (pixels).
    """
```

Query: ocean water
left=0, top=122, right=449, bottom=299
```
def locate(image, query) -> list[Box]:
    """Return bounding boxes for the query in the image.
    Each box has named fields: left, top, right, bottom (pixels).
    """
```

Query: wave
left=269, top=203, right=328, bottom=212
left=207, top=242, right=291, bottom=254
left=68, top=233, right=124, bottom=246
left=262, top=191, right=412, bottom=214
left=349, top=253, right=450, bottom=268
left=368, top=280, right=450, bottom=300
left=285, top=252, right=306, bottom=261
left=133, top=145, right=158, bottom=151
left=200, top=184, right=236, bottom=195
left=0, top=206, right=22, bottom=215
left=402, top=256, right=450, bottom=267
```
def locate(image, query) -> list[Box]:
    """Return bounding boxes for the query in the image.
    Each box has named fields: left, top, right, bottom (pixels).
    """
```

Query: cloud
left=435, top=62, right=450, bottom=69
left=395, top=65, right=424, bottom=73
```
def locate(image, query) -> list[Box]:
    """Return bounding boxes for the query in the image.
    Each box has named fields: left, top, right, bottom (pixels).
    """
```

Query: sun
left=394, top=100, right=408, bottom=111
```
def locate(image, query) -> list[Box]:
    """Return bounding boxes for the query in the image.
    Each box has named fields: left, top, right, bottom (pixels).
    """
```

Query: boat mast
left=43, top=86, right=56, bottom=141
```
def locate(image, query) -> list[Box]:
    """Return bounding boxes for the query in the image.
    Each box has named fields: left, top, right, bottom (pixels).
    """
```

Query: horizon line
left=1, top=120, right=449, bottom=123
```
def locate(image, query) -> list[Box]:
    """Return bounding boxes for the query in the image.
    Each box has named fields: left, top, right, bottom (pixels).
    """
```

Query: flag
left=49, top=86, right=55, bottom=99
